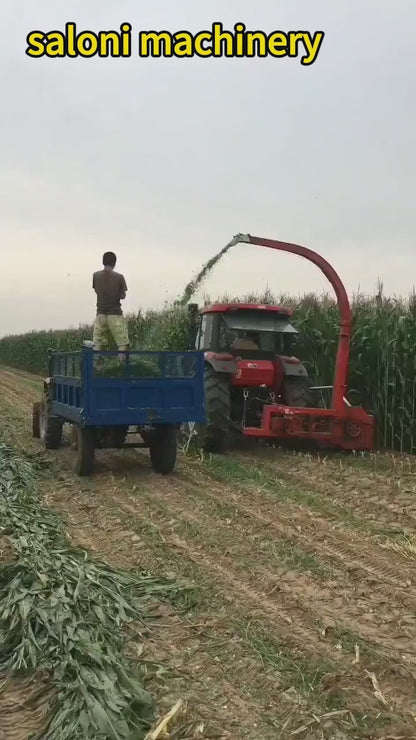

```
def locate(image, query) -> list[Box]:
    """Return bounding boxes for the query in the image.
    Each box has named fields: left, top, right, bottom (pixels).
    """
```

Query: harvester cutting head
left=186, top=234, right=375, bottom=454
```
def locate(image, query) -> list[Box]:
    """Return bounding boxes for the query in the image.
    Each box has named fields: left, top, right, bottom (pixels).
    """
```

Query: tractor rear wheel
left=200, top=365, right=230, bottom=453
left=180, top=366, right=231, bottom=454
left=149, top=424, right=177, bottom=474
left=282, top=376, right=321, bottom=408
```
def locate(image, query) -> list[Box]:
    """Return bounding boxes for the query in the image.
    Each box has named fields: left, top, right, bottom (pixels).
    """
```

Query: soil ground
left=1, top=365, right=416, bottom=739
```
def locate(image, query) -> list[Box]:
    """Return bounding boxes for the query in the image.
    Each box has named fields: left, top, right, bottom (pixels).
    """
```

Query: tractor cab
left=190, top=303, right=299, bottom=360
left=186, top=301, right=318, bottom=451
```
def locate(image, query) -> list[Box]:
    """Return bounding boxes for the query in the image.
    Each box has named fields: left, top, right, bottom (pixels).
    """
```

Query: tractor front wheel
left=149, top=424, right=177, bottom=474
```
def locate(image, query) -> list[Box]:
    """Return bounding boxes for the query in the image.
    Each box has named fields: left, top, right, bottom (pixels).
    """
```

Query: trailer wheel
left=149, top=424, right=177, bottom=474
left=39, top=393, right=63, bottom=449
left=282, top=376, right=321, bottom=408
left=32, top=402, right=41, bottom=438
left=73, top=426, right=95, bottom=476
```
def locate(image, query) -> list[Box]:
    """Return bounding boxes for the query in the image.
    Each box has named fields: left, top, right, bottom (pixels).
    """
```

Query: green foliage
left=0, top=325, right=92, bottom=375
left=1, top=288, right=416, bottom=452
left=0, top=443, right=187, bottom=739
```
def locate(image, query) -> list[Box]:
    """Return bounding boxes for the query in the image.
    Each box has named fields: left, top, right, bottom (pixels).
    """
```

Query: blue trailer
left=32, top=347, right=206, bottom=476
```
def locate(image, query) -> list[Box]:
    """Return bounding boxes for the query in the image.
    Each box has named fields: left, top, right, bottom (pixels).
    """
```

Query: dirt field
left=2, top=365, right=416, bottom=739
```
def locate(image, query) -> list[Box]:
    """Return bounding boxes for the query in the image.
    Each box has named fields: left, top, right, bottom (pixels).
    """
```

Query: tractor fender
left=204, top=351, right=237, bottom=375
left=276, top=355, right=309, bottom=378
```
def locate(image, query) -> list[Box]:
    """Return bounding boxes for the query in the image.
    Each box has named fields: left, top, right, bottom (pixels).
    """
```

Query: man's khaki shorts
left=93, top=314, right=130, bottom=350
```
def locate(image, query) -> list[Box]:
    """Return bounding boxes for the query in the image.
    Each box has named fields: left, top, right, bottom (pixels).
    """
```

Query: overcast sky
left=1, top=0, right=415, bottom=336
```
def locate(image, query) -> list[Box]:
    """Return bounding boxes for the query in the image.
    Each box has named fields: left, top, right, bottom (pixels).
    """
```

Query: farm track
left=2, top=367, right=416, bottom=738
left=172, top=470, right=416, bottom=594
left=239, top=445, right=416, bottom=534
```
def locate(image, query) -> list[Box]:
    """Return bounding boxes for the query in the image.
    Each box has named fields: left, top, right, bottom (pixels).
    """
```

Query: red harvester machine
left=186, top=233, right=375, bottom=453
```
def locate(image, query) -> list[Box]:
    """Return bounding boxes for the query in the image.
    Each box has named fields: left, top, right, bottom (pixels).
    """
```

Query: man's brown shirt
left=92, top=270, right=127, bottom=316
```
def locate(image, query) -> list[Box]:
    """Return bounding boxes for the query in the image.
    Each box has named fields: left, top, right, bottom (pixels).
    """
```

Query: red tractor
left=185, top=233, right=375, bottom=453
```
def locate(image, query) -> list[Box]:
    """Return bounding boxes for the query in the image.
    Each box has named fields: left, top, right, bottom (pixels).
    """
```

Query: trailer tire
left=282, top=376, right=321, bottom=408
left=149, top=424, right=177, bottom=474
left=73, top=426, right=95, bottom=476
left=39, top=392, right=63, bottom=449
left=32, top=402, right=41, bottom=438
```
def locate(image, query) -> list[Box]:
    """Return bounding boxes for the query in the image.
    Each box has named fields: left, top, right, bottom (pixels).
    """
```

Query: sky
left=1, top=0, right=415, bottom=336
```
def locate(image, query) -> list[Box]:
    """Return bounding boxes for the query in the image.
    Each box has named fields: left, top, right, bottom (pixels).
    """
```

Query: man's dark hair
left=103, top=251, right=116, bottom=267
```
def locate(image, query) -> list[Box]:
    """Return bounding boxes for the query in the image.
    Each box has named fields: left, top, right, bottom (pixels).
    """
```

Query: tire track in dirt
left=42, top=480, right=339, bottom=739
left=187, top=465, right=416, bottom=593
left=47, top=474, right=409, bottom=730
left=237, top=446, right=416, bottom=533
left=95, top=476, right=416, bottom=713
left=128, top=477, right=416, bottom=664
left=72, top=448, right=416, bottom=718
left=93, top=491, right=331, bottom=654
left=98, top=445, right=416, bottom=596
left=44, top=442, right=416, bottom=723
left=56, top=473, right=416, bottom=723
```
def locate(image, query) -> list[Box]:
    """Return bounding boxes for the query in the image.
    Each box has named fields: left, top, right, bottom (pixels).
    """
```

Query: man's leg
left=107, top=315, right=130, bottom=362
left=92, top=314, right=109, bottom=371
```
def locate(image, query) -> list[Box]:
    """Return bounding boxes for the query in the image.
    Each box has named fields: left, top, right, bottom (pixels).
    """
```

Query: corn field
left=1, top=289, right=416, bottom=453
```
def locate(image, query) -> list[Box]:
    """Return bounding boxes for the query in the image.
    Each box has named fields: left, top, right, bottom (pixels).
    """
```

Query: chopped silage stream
left=177, top=241, right=234, bottom=306
left=0, top=443, right=189, bottom=739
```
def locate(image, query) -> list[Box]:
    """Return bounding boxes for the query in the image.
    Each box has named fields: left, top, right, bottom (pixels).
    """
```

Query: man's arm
left=92, top=272, right=96, bottom=292
left=120, top=275, right=127, bottom=300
